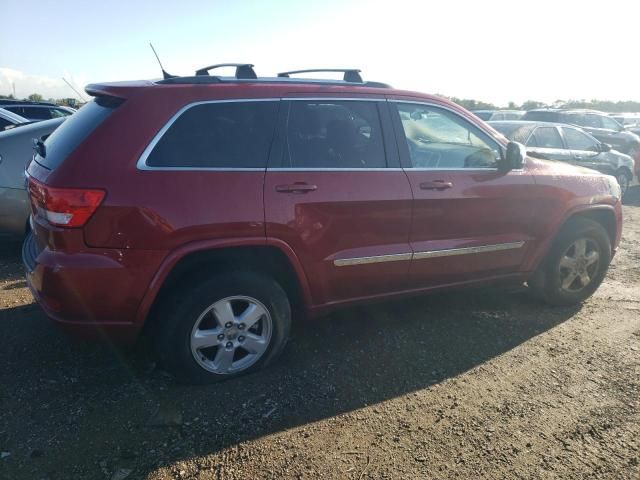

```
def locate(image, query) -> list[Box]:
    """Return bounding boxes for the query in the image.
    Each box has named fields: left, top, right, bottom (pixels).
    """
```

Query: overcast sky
left=1, top=0, right=638, bottom=105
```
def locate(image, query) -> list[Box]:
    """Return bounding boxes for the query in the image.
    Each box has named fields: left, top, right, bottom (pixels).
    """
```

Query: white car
left=0, top=107, right=29, bottom=131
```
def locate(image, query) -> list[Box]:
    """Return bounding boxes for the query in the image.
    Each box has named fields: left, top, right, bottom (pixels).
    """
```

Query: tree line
left=0, top=93, right=79, bottom=107
left=441, top=97, right=640, bottom=113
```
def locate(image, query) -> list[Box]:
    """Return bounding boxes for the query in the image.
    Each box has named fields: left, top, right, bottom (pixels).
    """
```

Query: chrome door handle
left=275, top=183, right=318, bottom=194
left=420, top=180, right=453, bottom=191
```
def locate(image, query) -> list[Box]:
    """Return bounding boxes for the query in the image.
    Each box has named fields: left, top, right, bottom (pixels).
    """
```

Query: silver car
left=0, top=118, right=65, bottom=236
left=0, top=107, right=29, bottom=131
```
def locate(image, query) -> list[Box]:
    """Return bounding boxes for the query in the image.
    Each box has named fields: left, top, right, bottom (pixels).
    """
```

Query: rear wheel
left=155, top=272, right=291, bottom=384
left=528, top=218, right=611, bottom=305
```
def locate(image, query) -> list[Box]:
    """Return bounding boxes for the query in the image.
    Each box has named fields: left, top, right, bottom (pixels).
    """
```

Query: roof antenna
left=149, top=42, right=176, bottom=79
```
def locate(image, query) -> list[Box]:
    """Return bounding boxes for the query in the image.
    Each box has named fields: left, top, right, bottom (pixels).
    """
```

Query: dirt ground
left=1, top=189, right=639, bottom=480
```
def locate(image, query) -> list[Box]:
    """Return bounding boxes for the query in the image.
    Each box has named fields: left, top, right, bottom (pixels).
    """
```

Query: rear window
left=145, top=101, right=279, bottom=169
left=521, top=111, right=557, bottom=122
left=34, top=100, right=116, bottom=170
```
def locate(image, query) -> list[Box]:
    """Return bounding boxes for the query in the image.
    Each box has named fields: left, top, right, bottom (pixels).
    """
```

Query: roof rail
left=277, top=69, right=363, bottom=83
left=195, top=63, right=257, bottom=79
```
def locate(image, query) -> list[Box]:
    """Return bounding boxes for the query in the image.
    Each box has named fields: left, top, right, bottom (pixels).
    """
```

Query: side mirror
left=501, top=142, right=525, bottom=171
left=599, top=143, right=611, bottom=152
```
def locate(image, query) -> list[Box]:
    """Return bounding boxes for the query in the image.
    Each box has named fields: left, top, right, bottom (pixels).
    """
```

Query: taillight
left=27, top=177, right=105, bottom=228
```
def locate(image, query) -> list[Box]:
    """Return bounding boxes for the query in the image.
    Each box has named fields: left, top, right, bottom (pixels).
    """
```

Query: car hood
left=525, top=156, right=608, bottom=177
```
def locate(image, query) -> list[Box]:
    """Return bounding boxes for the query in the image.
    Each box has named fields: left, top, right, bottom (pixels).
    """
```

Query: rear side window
left=146, top=101, right=279, bottom=169
left=20, top=107, right=52, bottom=120
left=522, top=111, right=556, bottom=122
left=0, top=117, right=11, bottom=130
left=35, top=100, right=116, bottom=170
left=283, top=101, right=386, bottom=169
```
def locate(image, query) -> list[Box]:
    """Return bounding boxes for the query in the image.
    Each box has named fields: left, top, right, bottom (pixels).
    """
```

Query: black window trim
left=388, top=99, right=511, bottom=171
left=137, top=98, right=282, bottom=171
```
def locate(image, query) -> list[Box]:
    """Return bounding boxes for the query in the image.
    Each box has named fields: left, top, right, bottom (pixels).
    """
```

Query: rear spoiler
left=85, top=81, right=154, bottom=107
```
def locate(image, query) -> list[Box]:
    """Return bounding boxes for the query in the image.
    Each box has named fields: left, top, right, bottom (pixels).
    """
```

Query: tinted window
left=396, top=103, right=500, bottom=169
left=0, top=117, right=11, bottom=130
left=583, top=114, right=602, bottom=128
left=284, top=101, right=386, bottom=168
left=600, top=116, right=621, bottom=131
left=531, top=127, right=563, bottom=149
left=35, top=100, right=115, bottom=170
left=20, top=107, right=52, bottom=120
left=522, top=111, right=557, bottom=122
left=563, top=113, right=585, bottom=126
left=473, top=111, right=493, bottom=121
left=562, top=127, right=599, bottom=151
left=147, top=101, right=279, bottom=168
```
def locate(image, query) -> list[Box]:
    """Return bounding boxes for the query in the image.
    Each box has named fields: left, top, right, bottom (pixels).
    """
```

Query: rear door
left=390, top=100, right=538, bottom=289
left=264, top=98, right=413, bottom=306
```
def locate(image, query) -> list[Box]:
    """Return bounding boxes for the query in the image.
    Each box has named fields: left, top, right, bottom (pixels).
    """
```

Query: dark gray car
left=489, top=120, right=635, bottom=196
left=0, top=118, right=65, bottom=236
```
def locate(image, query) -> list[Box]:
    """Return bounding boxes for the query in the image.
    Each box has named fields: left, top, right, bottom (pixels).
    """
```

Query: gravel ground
left=1, top=189, right=639, bottom=480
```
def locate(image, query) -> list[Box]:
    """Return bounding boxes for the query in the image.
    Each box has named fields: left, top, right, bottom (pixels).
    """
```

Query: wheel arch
left=526, top=204, right=618, bottom=273
left=135, top=238, right=313, bottom=331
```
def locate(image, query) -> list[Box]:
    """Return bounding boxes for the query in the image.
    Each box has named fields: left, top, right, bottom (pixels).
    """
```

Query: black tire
left=155, top=271, right=291, bottom=384
left=615, top=168, right=631, bottom=198
left=528, top=218, right=611, bottom=306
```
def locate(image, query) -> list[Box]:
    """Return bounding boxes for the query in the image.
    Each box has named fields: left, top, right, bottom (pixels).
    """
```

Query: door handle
left=275, top=183, right=318, bottom=194
left=420, top=180, right=453, bottom=191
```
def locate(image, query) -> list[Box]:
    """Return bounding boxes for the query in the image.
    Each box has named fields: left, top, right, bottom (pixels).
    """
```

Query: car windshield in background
left=473, top=111, right=493, bottom=121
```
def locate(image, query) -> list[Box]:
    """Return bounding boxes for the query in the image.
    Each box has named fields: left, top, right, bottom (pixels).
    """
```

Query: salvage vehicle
left=489, top=120, right=635, bottom=196
left=521, top=109, right=640, bottom=177
left=23, top=66, right=623, bottom=383
left=0, top=117, right=65, bottom=236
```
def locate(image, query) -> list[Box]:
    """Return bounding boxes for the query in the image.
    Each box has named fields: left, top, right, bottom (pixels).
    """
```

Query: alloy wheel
left=558, top=238, right=601, bottom=293
left=190, top=296, right=272, bottom=375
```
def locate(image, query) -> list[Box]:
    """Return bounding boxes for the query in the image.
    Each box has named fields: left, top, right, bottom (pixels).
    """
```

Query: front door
left=390, top=100, right=538, bottom=289
left=264, top=99, right=413, bottom=306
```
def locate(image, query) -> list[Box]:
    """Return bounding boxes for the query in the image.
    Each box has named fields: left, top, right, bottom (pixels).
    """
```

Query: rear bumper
left=23, top=232, right=165, bottom=344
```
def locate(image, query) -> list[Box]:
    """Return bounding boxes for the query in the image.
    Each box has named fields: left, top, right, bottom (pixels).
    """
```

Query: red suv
left=23, top=66, right=623, bottom=383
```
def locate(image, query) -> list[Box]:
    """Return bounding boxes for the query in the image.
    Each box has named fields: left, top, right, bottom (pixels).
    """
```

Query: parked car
left=0, top=100, right=75, bottom=121
left=0, top=118, right=65, bottom=236
left=23, top=66, right=623, bottom=384
left=0, top=107, right=29, bottom=131
left=489, top=120, right=635, bottom=196
left=521, top=109, right=640, bottom=177
left=472, top=110, right=525, bottom=121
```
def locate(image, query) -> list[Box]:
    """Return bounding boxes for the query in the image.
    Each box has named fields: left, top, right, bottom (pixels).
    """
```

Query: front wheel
left=614, top=168, right=631, bottom=198
left=528, top=218, right=611, bottom=306
left=155, top=272, right=291, bottom=384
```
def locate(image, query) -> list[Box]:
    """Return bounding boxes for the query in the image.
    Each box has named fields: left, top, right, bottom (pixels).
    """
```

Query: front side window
left=395, top=103, right=500, bottom=169
left=600, top=116, right=621, bottom=131
left=530, top=127, right=563, bottom=149
left=146, top=101, right=279, bottom=168
left=284, top=101, right=386, bottom=168
left=562, top=127, right=599, bottom=151
left=50, top=108, right=71, bottom=118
